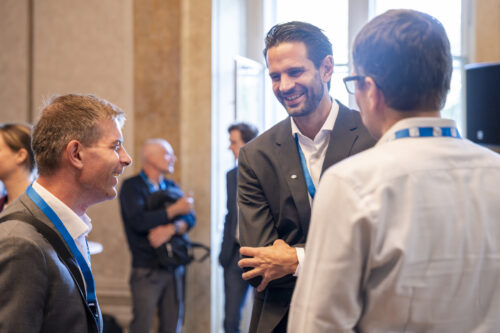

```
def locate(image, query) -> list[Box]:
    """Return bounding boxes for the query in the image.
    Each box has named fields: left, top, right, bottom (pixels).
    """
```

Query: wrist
left=174, top=221, right=180, bottom=234
left=166, top=206, right=175, bottom=220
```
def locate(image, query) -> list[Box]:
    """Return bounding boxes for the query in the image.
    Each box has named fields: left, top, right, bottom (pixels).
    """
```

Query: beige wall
left=0, top=0, right=30, bottom=123
left=474, top=0, right=500, bottom=62
left=180, top=1, right=212, bottom=330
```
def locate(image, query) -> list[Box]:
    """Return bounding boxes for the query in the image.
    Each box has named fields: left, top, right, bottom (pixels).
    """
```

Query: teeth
left=285, top=94, right=302, bottom=101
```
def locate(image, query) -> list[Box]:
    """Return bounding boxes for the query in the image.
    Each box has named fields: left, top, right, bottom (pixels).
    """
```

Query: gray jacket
left=0, top=192, right=101, bottom=333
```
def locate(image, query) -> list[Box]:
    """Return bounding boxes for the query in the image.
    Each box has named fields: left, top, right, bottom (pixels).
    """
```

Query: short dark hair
left=263, top=21, right=333, bottom=89
left=353, top=9, right=452, bottom=111
left=228, top=122, right=259, bottom=143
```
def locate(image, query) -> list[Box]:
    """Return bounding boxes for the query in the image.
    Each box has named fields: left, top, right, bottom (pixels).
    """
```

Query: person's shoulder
left=241, top=118, right=289, bottom=153
left=164, top=177, right=179, bottom=188
left=321, top=143, right=389, bottom=192
left=227, top=166, right=237, bottom=176
left=0, top=217, right=48, bottom=254
left=120, top=173, right=143, bottom=187
left=462, top=140, right=500, bottom=165
left=337, top=100, right=361, bottom=119
left=122, top=173, right=142, bottom=183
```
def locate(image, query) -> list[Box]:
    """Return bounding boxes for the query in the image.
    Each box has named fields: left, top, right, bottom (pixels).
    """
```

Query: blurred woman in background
left=0, top=123, right=36, bottom=212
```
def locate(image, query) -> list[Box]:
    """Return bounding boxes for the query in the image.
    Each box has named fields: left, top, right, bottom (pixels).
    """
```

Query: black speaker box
left=465, top=62, right=500, bottom=146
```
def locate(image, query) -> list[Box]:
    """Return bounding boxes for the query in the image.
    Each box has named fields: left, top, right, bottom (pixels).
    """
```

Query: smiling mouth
left=282, top=92, right=305, bottom=105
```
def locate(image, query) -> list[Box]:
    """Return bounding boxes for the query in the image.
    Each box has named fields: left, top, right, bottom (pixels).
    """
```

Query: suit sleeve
left=119, top=179, right=169, bottom=233
left=238, top=147, right=297, bottom=288
left=0, top=235, right=48, bottom=332
left=238, top=147, right=277, bottom=248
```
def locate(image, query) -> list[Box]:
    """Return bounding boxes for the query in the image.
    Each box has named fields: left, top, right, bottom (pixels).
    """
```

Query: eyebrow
left=269, top=66, right=305, bottom=75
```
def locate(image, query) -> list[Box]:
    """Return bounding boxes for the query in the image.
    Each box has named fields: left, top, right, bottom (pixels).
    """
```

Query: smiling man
left=0, top=94, right=132, bottom=333
left=236, top=21, right=375, bottom=332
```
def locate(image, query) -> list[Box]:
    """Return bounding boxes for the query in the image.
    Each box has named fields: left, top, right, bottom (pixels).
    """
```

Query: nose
left=279, top=75, right=294, bottom=93
left=120, top=147, right=132, bottom=167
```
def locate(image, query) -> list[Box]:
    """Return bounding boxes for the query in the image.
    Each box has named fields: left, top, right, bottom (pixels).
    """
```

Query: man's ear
left=320, top=55, right=334, bottom=83
left=364, top=77, right=385, bottom=114
left=65, top=140, right=84, bottom=170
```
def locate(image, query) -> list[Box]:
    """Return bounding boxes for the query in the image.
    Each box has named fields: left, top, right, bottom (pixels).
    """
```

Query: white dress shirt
left=290, top=99, right=339, bottom=276
left=32, top=181, right=93, bottom=265
left=289, top=117, right=500, bottom=332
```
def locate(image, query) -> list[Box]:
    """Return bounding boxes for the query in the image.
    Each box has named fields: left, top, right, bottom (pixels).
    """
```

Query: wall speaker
left=465, top=62, right=500, bottom=146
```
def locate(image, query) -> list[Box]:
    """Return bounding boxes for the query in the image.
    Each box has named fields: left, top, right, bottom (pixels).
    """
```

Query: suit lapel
left=322, top=102, right=359, bottom=174
left=274, top=119, right=311, bottom=234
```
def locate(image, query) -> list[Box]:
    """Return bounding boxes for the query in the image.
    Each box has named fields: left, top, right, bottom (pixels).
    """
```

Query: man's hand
left=148, top=224, right=176, bottom=248
left=238, top=239, right=299, bottom=292
left=166, top=195, right=194, bottom=218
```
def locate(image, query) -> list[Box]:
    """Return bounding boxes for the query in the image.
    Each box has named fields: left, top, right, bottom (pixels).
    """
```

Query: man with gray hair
left=0, top=94, right=132, bottom=332
left=120, top=138, right=195, bottom=333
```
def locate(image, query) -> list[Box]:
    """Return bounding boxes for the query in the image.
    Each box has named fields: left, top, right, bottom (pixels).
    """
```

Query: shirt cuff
left=293, top=247, right=305, bottom=276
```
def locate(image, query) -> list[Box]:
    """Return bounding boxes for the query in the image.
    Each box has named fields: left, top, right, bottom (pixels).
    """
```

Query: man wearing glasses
left=289, top=9, right=500, bottom=332
left=236, top=21, right=375, bottom=332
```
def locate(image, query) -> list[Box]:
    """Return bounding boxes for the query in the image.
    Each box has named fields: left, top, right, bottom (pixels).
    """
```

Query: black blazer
left=238, top=101, right=376, bottom=332
left=219, top=166, right=239, bottom=268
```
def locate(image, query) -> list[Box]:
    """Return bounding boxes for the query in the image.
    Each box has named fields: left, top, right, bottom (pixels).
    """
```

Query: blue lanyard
left=140, top=170, right=166, bottom=193
left=394, top=126, right=461, bottom=140
left=295, top=134, right=316, bottom=199
left=26, top=185, right=96, bottom=305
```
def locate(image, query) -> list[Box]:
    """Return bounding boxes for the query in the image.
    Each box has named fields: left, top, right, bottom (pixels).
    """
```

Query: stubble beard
left=282, top=79, right=324, bottom=118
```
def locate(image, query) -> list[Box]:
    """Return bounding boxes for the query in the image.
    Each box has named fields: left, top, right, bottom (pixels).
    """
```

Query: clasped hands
left=238, top=239, right=298, bottom=292
left=149, top=195, right=193, bottom=248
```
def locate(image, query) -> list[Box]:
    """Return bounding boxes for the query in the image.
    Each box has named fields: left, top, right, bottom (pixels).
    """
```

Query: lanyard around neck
left=26, top=185, right=96, bottom=305
left=394, top=126, right=461, bottom=140
left=140, top=170, right=166, bottom=193
left=295, top=133, right=316, bottom=199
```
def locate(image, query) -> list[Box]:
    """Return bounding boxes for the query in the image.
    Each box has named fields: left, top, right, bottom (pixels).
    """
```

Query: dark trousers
left=223, top=253, right=251, bottom=333
left=129, top=267, right=184, bottom=333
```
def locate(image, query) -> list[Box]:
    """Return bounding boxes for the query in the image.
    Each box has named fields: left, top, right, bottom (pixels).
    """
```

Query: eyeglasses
left=343, top=75, right=366, bottom=94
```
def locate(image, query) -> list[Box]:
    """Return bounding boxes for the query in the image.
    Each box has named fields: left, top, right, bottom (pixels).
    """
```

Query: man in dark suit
left=120, top=139, right=195, bottom=333
left=219, top=122, right=259, bottom=333
left=237, top=21, right=376, bottom=332
left=0, top=94, right=132, bottom=332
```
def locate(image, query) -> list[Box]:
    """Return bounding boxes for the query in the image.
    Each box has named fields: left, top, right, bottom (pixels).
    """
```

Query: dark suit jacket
left=119, top=173, right=196, bottom=269
left=219, top=166, right=239, bottom=268
left=0, top=193, right=101, bottom=333
left=238, top=101, right=376, bottom=332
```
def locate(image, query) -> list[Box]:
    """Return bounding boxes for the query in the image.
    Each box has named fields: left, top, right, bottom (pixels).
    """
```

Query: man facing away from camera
left=120, top=138, right=195, bottom=333
left=289, top=9, right=500, bottom=332
left=236, top=21, right=376, bottom=332
left=0, top=94, right=132, bottom=333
